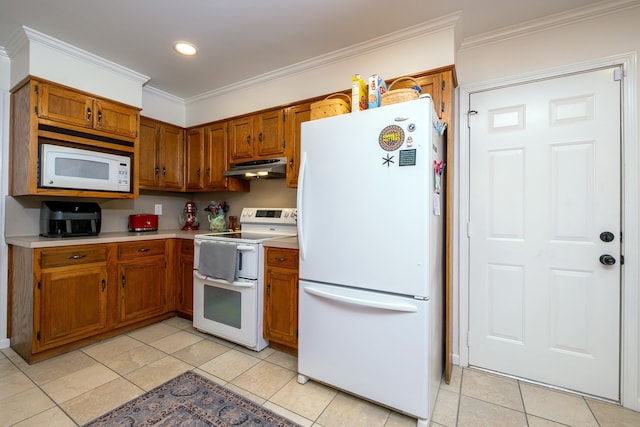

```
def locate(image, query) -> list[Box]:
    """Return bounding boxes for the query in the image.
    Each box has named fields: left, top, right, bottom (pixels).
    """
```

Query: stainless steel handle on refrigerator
left=297, top=151, right=307, bottom=260
left=303, top=286, right=420, bottom=312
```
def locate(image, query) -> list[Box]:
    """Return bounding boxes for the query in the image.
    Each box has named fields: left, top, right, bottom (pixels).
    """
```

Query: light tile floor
left=1, top=317, right=639, bottom=426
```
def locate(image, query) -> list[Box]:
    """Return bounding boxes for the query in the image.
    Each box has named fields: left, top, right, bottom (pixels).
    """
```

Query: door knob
left=600, top=232, right=615, bottom=242
left=599, top=254, right=616, bottom=265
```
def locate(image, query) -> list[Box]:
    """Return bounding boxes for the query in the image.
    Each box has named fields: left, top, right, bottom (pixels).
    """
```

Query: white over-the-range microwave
left=39, top=143, right=131, bottom=193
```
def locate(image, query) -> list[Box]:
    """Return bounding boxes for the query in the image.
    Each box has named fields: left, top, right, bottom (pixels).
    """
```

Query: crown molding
left=142, top=84, right=186, bottom=105
left=460, top=0, right=640, bottom=50
left=8, top=26, right=150, bottom=85
left=184, top=12, right=461, bottom=105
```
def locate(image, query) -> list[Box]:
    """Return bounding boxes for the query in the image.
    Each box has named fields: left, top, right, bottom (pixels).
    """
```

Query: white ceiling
left=0, top=0, right=606, bottom=99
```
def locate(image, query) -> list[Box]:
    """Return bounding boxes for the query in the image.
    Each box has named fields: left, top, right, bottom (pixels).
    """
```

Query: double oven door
left=192, top=239, right=268, bottom=351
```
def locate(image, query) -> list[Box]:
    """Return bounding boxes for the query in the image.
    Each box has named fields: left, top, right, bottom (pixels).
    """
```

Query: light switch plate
left=154, top=204, right=162, bottom=215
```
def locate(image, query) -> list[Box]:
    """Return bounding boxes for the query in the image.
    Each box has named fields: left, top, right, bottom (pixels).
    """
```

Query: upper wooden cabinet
left=185, top=123, right=249, bottom=192
left=139, top=116, right=185, bottom=191
left=284, top=103, right=311, bottom=188
left=37, top=82, right=138, bottom=139
left=229, top=109, right=285, bottom=162
left=9, top=78, right=140, bottom=199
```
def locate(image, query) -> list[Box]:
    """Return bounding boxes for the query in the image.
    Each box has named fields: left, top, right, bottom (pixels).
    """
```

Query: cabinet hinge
left=37, top=280, right=41, bottom=290
left=282, top=139, right=286, bottom=150
left=34, top=85, right=38, bottom=94
left=441, top=80, right=445, bottom=91
left=36, top=331, right=41, bottom=341
left=440, top=101, right=445, bottom=113
left=34, top=106, right=38, bottom=115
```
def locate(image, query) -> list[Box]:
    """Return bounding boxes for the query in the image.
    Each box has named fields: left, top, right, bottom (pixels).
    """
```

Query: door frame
left=456, top=53, right=638, bottom=409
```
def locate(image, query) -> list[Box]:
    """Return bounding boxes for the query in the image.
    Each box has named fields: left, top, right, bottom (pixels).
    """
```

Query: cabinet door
left=176, top=240, right=195, bottom=318
left=204, top=123, right=229, bottom=189
left=118, top=257, right=167, bottom=323
left=159, top=124, right=185, bottom=190
left=264, top=248, right=299, bottom=349
left=37, top=83, right=93, bottom=129
left=256, top=109, right=285, bottom=157
left=185, top=127, right=205, bottom=190
left=37, top=265, right=108, bottom=350
left=264, top=268, right=298, bottom=348
left=285, top=103, right=311, bottom=188
left=415, top=74, right=443, bottom=119
left=229, top=116, right=254, bottom=161
left=93, top=99, right=139, bottom=138
left=138, top=118, right=160, bottom=188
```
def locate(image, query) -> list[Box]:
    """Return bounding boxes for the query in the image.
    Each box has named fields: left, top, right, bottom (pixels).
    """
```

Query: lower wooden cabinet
left=116, top=240, right=168, bottom=324
left=264, top=247, right=299, bottom=353
left=36, top=246, right=109, bottom=352
left=176, top=239, right=194, bottom=319
left=8, top=239, right=181, bottom=364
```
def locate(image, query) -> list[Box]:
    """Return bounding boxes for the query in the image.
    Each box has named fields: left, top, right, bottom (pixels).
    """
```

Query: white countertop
left=263, top=236, right=299, bottom=250
left=6, top=230, right=299, bottom=249
left=6, top=229, right=201, bottom=248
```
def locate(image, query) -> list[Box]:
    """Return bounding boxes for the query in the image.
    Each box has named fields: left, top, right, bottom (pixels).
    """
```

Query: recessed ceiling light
left=174, top=41, right=197, bottom=56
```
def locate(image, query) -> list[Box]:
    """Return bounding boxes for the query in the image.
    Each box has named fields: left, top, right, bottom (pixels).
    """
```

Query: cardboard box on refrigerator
left=351, top=74, right=368, bottom=112
left=368, top=74, right=388, bottom=109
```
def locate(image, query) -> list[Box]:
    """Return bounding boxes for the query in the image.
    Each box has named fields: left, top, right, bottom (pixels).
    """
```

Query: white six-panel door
left=468, top=67, right=621, bottom=400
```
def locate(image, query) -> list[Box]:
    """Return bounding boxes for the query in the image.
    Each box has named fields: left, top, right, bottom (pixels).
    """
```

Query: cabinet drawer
left=266, top=248, right=298, bottom=269
left=40, top=245, right=108, bottom=268
left=118, top=240, right=165, bottom=259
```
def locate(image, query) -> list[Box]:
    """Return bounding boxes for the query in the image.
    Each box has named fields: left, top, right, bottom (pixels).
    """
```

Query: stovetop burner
left=195, top=207, right=297, bottom=244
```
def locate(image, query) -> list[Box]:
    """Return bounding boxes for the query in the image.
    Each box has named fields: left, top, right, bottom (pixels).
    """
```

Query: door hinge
left=614, top=67, right=624, bottom=81
left=621, top=255, right=625, bottom=265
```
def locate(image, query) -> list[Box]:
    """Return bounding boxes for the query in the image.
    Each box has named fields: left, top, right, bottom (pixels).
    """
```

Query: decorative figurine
left=205, top=200, right=229, bottom=232
left=180, top=201, right=199, bottom=231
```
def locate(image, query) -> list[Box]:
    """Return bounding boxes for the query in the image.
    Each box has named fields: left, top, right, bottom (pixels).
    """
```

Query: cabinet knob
left=87, top=107, right=92, bottom=120
left=258, top=132, right=263, bottom=143
left=138, top=248, right=151, bottom=252
left=97, top=110, right=102, bottom=123
left=275, top=257, right=287, bottom=262
left=67, top=254, right=87, bottom=260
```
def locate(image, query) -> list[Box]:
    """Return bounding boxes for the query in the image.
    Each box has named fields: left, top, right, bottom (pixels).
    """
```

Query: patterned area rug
left=83, top=370, right=302, bottom=426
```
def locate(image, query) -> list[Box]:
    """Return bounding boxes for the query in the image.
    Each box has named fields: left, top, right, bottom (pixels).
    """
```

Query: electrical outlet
left=154, top=204, right=162, bottom=215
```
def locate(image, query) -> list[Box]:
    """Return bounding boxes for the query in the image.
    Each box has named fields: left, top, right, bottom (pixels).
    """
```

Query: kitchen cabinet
left=9, top=244, right=112, bottom=363
left=175, top=239, right=194, bottom=319
left=36, top=245, right=109, bottom=352
left=139, top=116, right=185, bottom=191
left=37, top=81, right=139, bottom=138
left=116, top=240, right=168, bottom=324
left=284, top=103, right=311, bottom=188
left=9, top=78, right=140, bottom=199
left=229, top=109, right=285, bottom=162
left=264, top=247, right=299, bottom=353
left=185, top=123, right=249, bottom=192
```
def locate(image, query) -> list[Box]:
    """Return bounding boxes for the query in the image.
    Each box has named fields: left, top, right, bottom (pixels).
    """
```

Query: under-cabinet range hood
left=223, top=157, right=287, bottom=179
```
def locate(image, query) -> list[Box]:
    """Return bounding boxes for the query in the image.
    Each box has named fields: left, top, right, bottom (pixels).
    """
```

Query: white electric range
left=193, top=207, right=297, bottom=351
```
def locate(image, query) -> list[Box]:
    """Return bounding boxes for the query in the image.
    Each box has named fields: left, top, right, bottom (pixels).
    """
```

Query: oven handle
left=194, top=241, right=256, bottom=252
left=194, top=271, right=255, bottom=288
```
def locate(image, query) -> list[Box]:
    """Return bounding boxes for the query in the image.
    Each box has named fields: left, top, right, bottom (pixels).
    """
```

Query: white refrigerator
left=296, top=96, right=445, bottom=426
